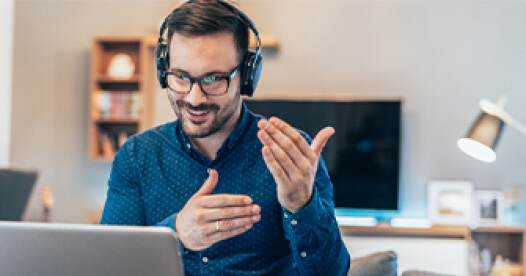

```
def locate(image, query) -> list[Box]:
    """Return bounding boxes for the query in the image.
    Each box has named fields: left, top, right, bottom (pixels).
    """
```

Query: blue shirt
left=100, top=103, right=350, bottom=276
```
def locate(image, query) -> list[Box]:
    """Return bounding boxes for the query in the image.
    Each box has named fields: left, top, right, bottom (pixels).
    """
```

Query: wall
left=11, top=0, right=526, bottom=223
left=0, top=0, right=14, bottom=168
left=12, top=0, right=176, bottom=222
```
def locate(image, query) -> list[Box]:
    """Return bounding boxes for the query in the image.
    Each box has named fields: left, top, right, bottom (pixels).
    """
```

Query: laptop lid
left=0, top=169, right=38, bottom=221
left=0, top=222, right=185, bottom=276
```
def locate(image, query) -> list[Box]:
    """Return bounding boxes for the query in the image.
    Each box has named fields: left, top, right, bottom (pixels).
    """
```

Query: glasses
left=165, top=65, right=240, bottom=96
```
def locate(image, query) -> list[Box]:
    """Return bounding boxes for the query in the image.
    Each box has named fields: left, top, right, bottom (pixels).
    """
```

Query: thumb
left=194, top=169, right=218, bottom=197
left=311, top=127, right=335, bottom=157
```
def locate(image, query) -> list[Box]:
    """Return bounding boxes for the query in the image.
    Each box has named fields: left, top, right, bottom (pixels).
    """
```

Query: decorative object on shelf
left=99, top=132, right=117, bottom=158
left=39, top=186, right=54, bottom=222
left=107, top=53, right=135, bottom=80
left=457, top=95, right=526, bottom=163
left=468, top=239, right=482, bottom=276
left=427, top=180, right=473, bottom=225
left=502, top=182, right=523, bottom=224
left=491, top=254, right=523, bottom=276
left=473, top=190, right=504, bottom=226
left=390, top=217, right=433, bottom=228
left=96, top=91, right=140, bottom=119
left=480, top=248, right=492, bottom=276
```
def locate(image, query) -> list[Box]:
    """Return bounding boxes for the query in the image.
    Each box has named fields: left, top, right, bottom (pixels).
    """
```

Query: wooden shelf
left=339, top=224, right=471, bottom=239
left=95, top=75, right=140, bottom=83
left=94, top=118, right=139, bottom=124
left=250, top=33, right=279, bottom=49
left=144, top=33, right=280, bottom=50
left=89, top=37, right=154, bottom=160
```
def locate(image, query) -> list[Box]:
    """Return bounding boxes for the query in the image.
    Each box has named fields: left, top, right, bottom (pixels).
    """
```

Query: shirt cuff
left=282, top=187, right=322, bottom=238
left=155, top=213, right=177, bottom=230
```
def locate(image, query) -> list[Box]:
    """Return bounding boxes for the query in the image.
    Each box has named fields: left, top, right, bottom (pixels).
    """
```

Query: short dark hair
left=166, top=0, right=250, bottom=62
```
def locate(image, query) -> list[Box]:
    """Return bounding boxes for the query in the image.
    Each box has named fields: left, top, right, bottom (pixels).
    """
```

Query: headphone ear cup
left=155, top=42, right=169, bottom=89
left=240, top=52, right=263, bottom=97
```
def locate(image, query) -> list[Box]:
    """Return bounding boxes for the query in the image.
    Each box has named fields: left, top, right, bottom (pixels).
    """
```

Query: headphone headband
left=155, top=0, right=263, bottom=97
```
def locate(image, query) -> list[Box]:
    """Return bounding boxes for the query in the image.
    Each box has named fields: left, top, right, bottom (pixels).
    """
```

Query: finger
left=207, top=223, right=254, bottom=244
left=194, top=169, right=218, bottom=197
left=268, top=117, right=316, bottom=162
left=262, top=145, right=291, bottom=184
left=311, top=127, right=335, bottom=157
left=203, top=205, right=261, bottom=222
left=205, top=215, right=261, bottom=235
left=257, top=123, right=311, bottom=171
left=201, top=194, right=253, bottom=208
left=263, top=137, right=305, bottom=181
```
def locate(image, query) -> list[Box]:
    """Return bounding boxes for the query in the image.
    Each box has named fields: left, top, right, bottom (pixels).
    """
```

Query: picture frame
left=427, top=180, right=473, bottom=225
left=473, top=190, right=504, bottom=225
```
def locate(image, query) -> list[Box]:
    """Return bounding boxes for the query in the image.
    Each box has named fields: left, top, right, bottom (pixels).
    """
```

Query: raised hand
left=257, top=117, right=334, bottom=213
left=175, top=170, right=261, bottom=251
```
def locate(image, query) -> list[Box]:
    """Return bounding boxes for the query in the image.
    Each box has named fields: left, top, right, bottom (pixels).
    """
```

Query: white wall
left=0, top=0, right=14, bottom=168
left=238, top=0, right=526, bottom=222
left=11, top=0, right=526, bottom=223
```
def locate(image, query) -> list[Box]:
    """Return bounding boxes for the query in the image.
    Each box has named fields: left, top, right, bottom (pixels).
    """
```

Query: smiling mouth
left=186, top=109, right=211, bottom=122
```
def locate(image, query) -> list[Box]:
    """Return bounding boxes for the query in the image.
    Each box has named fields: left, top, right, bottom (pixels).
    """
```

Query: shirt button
left=284, top=213, right=288, bottom=219
left=184, top=250, right=189, bottom=255
left=291, top=219, right=298, bottom=226
left=202, top=257, right=209, bottom=263
left=207, top=168, right=212, bottom=174
left=186, top=143, right=191, bottom=149
left=301, top=251, right=307, bottom=258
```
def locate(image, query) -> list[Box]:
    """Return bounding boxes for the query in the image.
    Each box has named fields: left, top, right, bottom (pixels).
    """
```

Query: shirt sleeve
left=281, top=157, right=351, bottom=276
left=99, top=137, right=177, bottom=230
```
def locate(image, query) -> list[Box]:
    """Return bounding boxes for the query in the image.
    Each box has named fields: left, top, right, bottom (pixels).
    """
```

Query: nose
left=185, top=82, right=208, bottom=106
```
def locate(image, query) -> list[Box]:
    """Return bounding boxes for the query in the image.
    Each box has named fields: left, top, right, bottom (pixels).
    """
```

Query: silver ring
left=216, top=221, right=220, bottom=231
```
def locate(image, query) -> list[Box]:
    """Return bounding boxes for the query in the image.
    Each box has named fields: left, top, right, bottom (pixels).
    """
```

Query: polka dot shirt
left=100, top=104, right=350, bottom=276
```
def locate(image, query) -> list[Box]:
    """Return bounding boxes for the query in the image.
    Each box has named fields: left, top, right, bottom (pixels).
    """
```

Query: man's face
left=167, top=32, right=242, bottom=138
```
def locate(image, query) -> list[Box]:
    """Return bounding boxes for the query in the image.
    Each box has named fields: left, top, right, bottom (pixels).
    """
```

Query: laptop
left=0, top=222, right=185, bottom=276
left=0, top=169, right=38, bottom=221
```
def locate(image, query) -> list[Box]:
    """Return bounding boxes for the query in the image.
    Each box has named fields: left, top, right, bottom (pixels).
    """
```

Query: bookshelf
left=89, top=37, right=154, bottom=160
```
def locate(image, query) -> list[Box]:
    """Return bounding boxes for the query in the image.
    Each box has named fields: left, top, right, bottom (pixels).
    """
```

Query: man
left=100, top=0, right=350, bottom=275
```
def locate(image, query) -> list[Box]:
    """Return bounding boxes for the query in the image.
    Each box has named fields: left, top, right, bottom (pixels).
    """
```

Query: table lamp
left=457, top=96, right=526, bottom=163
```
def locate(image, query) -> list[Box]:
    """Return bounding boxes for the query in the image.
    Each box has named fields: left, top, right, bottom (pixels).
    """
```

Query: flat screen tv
left=244, top=99, right=402, bottom=211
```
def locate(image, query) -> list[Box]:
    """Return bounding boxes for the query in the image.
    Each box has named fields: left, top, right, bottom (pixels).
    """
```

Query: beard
left=169, top=93, right=241, bottom=139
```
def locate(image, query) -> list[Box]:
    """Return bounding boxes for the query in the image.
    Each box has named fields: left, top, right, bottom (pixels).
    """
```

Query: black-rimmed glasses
left=165, top=65, right=240, bottom=96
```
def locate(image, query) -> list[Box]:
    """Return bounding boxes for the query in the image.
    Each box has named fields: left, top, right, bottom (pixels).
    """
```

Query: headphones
left=155, top=0, right=263, bottom=97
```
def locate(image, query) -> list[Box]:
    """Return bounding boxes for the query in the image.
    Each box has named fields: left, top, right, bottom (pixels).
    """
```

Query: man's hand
left=175, top=170, right=261, bottom=251
left=257, top=117, right=334, bottom=213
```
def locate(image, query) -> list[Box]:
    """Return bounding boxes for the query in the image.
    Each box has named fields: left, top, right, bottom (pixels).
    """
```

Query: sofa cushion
left=349, top=251, right=397, bottom=276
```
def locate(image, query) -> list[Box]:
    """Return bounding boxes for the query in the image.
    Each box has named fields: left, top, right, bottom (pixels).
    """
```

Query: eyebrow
left=168, top=68, right=231, bottom=77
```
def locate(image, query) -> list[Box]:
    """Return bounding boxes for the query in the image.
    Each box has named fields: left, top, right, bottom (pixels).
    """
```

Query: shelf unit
left=340, top=224, right=526, bottom=272
left=89, top=37, right=153, bottom=160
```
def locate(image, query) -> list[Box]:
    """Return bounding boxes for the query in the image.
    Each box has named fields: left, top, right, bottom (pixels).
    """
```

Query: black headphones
left=155, top=0, right=263, bottom=97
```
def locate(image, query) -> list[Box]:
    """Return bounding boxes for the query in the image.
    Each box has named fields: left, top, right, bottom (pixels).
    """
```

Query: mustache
left=175, top=100, right=220, bottom=112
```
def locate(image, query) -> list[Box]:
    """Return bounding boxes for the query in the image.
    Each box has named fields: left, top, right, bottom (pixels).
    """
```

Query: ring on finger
left=216, top=220, right=220, bottom=231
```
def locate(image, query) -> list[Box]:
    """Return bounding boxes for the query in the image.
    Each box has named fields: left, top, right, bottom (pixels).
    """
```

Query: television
left=244, top=99, right=402, bottom=211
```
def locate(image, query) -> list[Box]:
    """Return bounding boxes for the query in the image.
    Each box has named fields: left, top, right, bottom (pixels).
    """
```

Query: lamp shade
left=457, top=112, right=505, bottom=163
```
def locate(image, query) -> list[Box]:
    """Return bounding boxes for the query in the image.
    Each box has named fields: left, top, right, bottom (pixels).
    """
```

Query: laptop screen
left=0, top=222, right=185, bottom=276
